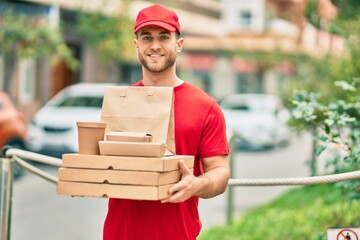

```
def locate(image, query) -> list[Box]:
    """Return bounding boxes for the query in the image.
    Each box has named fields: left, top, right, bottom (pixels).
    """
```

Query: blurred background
left=0, top=0, right=344, bottom=123
left=1, top=0, right=359, bottom=239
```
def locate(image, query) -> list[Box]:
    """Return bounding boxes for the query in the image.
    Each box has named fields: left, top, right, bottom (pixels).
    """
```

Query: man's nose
left=150, top=39, right=161, bottom=49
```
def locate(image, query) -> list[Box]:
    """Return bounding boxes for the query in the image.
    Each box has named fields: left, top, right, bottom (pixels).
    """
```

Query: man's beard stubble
left=138, top=51, right=177, bottom=73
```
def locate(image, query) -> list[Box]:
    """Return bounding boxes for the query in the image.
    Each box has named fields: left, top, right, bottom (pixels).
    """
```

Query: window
left=239, top=10, right=252, bottom=28
left=236, top=73, right=263, bottom=93
left=57, top=96, right=104, bottom=108
left=194, top=71, right=212, bottom=94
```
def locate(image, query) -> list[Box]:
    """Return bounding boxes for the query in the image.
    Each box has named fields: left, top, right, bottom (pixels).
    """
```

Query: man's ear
left=176, top=38, right=184, bottom=53
left=134, top=39, right=139, bottom=51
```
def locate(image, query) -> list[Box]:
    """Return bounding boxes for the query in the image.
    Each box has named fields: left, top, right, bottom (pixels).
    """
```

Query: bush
left=199, top=184, right=360, bottom=240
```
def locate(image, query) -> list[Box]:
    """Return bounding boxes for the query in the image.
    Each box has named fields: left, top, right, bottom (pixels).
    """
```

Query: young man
left=103, top=4, right=230, bottom=240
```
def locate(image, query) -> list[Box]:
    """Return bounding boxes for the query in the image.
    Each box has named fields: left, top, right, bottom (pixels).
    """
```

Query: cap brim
left=134, top=21, right=176, bottom=34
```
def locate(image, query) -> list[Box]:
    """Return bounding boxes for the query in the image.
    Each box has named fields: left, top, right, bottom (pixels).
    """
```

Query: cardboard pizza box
left=57, top=181, right=172, bottom=200
left=58, top=167, right=183, bottom=186
left=61, top=154, right=194, bottom=172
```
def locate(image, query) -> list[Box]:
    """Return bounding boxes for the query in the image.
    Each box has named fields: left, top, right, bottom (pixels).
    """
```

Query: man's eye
left=160, top=36, right=169, bottom=40
left=142, top=36, right=152, bottom=41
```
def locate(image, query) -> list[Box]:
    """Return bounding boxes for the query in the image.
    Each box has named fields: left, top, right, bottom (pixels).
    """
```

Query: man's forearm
left=195, top=165, right=230, bottom=199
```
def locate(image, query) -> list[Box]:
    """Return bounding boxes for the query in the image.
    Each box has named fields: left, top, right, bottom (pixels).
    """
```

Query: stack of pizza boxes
left=57, top=125, right=194, bottom=201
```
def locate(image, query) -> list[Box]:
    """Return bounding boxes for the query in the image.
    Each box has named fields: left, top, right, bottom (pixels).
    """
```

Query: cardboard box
left=57, top=181, right=172, bottom=200
left=99, top=141, right=167, bottom=157
left=106, top=131, right=153, bottom=142
left=58, top=167, right=182, bottom=186
left=61, top=154, right=194, bottom=172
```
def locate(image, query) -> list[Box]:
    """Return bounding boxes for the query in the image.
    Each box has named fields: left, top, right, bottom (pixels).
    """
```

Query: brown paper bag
left=100, top=86, right=175, bottom=155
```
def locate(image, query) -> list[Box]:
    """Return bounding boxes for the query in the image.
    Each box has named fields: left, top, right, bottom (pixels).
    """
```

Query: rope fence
left=11, top=155, right=59, bottom=184
left=5, top=148, right=61, bottom=184
left=228, top=170, right=360, bottom=186
left=5, top=148, right=62, bottom=167
left=3, top=148, right=360, bottom=187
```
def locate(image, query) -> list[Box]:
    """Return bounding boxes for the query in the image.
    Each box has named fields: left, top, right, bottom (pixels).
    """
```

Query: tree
left=0, top=10, right=78, bottom=95
left=76, top=0, right=134, bottom=64
left=284, top=1, right=360, bottom=198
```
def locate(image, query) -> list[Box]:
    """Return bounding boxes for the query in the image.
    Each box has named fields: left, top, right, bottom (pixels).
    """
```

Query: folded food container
left=99, top=141, right=167, bottom=157
left=106, top=131, right=153, bottom=142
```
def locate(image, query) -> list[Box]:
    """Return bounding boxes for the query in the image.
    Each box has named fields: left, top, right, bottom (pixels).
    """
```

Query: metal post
left=226, top=132, right=236, bottom=225
left=0, top=158, right=13, bottom=240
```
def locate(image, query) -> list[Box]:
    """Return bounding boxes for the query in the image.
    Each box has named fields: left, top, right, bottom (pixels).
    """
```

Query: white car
left=219, top=93, right=292, bottom=150
left=26, top=83, right=114, bottom=157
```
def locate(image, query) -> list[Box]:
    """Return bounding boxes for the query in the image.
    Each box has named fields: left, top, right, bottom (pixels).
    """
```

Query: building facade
left=0, top=0, right=344, bottom=121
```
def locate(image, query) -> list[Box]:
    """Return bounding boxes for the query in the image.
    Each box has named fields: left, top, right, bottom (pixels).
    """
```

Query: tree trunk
left=309, top=125, right=318, bottom=176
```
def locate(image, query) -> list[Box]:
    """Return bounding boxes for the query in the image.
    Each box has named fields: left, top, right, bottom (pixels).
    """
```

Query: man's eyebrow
left=139, top=30, right=171, bottom=36
left=139, top=31, right=151, bottom=36
left=159, top=31, right=171, bottom=35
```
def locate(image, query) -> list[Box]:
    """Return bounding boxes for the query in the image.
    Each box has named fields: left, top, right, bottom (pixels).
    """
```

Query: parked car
left=26, top=83, right=114, bottom=158
left=0, top=91, right=28, bottom=177
left=219, top=93, right=292, bottom=150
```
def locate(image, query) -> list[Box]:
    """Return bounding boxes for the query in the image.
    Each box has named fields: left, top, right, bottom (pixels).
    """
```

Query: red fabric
left=103, top=81, right=229, bottom=240
left=134, top=4, right=181, bottom=34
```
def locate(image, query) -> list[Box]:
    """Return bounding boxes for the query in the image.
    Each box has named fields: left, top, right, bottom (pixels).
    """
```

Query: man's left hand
left=161, top=159, right=197, bottom=203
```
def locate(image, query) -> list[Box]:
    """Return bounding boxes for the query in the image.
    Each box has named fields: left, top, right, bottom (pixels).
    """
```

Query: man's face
left=134, top=26, right=183, bottom=73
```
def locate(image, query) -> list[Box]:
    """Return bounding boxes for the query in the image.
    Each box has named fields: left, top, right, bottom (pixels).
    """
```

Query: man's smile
left=148, top=54, right=163, bottom=60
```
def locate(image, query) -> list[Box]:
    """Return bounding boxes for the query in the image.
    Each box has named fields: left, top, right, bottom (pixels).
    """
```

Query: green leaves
left=292, top=91, right=323, bottom=122
left=335, top=80, right=357, bottom=92
left=0, top=10, right=77, bottom=68
left=76, top=7, right=134, bottom=63
left=290, top=73, right=359, bottom=199
left=315, top=144, right=327, bottom=157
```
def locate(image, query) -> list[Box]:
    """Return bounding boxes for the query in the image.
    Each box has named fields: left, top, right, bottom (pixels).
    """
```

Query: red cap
left=134, top=4, right=181, bottom=35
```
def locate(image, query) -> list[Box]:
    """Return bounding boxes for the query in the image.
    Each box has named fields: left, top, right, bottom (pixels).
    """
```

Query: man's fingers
left=179, top=159, right=191, bottom=175
left=161, top=160, right=194, bottom=203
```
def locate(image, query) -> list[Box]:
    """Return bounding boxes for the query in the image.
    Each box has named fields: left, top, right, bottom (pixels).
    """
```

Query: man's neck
left=142, top=67, right=183, bottom=87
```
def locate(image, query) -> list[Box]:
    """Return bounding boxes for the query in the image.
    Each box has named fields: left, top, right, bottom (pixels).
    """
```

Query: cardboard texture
left=58, top=167, right=182, bottom=186
left=58, top=87, right=195, bottom=200
left=61, top=154, right=194, bottom=172
left=106, top=131, right=153, bottom=142
left=57, top=181, right=172, bottom=200
left=99, top=141, right=167, bottom=157
left=77, top=122, right=106, bottom=155
left=100, top=86, right=175, bottom=155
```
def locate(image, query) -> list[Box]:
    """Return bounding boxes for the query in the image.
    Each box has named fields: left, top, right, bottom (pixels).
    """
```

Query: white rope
left=228, top=170, right=360, bottom=186
left=12, top=155, right=58, bottom=184
left=3, top=148, right=360, bottom=187
left=5, top=148, right=62, bottom=167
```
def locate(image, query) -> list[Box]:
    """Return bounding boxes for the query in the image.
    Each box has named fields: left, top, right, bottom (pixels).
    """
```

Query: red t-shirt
left=103, top=81, right=229, bottom=240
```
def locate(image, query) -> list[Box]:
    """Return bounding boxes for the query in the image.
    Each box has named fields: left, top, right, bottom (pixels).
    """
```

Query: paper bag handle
left=119, top=87, right=155, bottom=97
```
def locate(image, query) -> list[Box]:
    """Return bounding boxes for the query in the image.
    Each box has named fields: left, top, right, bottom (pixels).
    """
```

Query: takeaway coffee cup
left=77, top=122, right=107, bottom=155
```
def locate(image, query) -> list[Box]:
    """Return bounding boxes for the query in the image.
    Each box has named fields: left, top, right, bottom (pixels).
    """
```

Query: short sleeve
left=199, top=102, right=229, bottom=158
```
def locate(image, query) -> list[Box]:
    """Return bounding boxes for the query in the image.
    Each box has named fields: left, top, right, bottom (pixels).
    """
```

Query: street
left=9, top=132, right=312, bottom=239
left=199, top=131, right=312, bottom=229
